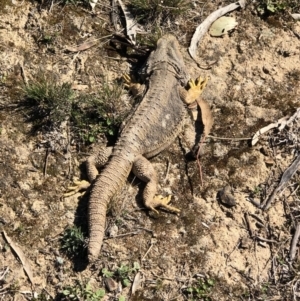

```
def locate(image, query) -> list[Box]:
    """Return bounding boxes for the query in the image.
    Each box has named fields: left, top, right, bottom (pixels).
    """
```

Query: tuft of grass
left=129, top=0, right=189, bottom=24
left=72, top=80, right=125, bottom=142
left=21, top=72, right=126, bottom=143
left=60, top=226, right=86, bottom=257
left=22, top=72, right=74, bottom=131
left=61, top=280, right=105, bottom=301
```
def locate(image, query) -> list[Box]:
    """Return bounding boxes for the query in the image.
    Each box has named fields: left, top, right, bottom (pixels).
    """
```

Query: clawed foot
left=185, top=76, right=209, bottom=107
left=149, top=195, right=180, bottom=214
left=123, top=74, right=143, bottom=96
left=63, top=180, right=90, bottom=197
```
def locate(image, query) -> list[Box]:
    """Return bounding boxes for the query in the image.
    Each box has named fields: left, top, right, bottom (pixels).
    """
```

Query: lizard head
left=147, top=34, right=190, bottom=84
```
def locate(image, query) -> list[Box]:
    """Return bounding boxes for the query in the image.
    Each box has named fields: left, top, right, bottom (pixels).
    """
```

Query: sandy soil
left=0, top=0, right=300, bottom=300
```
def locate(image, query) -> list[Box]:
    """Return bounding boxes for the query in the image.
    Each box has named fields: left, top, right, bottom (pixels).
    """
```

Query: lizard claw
left=122, top=73, right=132, bottom=88
left=181, top=76, right=209, bottom=106
left=186, top=76, right=209, bottom=103
left=123, top=73, right=143, bottom=96
left=151, top=195, right=180, bottom=214
left=63, top=180, right=90, bottom=197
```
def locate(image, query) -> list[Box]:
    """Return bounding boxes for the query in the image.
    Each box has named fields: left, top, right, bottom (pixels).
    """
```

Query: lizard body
left=66, top=34, right=209, bottom=261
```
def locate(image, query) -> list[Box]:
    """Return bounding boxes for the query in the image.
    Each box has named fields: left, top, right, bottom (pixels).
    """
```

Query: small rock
left=240, top=237, right=252, bottom=249
left=104, top=277, right=118, bottom=292
left=31, top=200, right=46, bottom=214
left=218, top=186, right=236, bottom=207
left=107, top=224, right=118, bottom=237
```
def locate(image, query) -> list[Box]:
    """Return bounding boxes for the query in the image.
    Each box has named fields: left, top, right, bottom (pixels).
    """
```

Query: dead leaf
left=116, top=0, right=140, bottom=45
left=131, top=272, right=142, bottom=295
left=89, top=0, right=98, bottom=10
left=2, top=231, right=34, bottom=285
left=209, top=16, right=238, bottom=37
left=65, top=39, right=98, bottom=52
left=291, top=13, right=300, bottom=20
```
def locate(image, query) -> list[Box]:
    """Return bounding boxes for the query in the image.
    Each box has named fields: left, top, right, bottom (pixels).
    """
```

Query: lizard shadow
left=62, top=162, right=90, bottom=272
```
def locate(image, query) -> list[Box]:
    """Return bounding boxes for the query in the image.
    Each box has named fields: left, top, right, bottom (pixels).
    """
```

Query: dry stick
left=244, top=212, right=254, bottom=238
left=43, top=148, right=50, bottom=177
left=208, top=135, right=251, bottom=141
left=289, top=224, right=300, bottom=261
left=262, top=154, right=300, bottom=210
left=19, top=62, right=28, bottom=85
left=104, top=231, right=140, bottom=240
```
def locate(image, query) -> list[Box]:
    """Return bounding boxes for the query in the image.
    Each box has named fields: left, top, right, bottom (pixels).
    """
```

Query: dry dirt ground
left=0, top=0, right=300, bottom=300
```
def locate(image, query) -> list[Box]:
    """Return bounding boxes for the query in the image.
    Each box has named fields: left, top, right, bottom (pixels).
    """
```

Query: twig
left=289, top=223, right=300, bottom=261
left=136, top=227, right=154, bottom=235
left=19, top=62, right=28, bottom=85
left=0, top=267, right=9, bottom=281
left=262, top=154, right=300, bottom=210
left=225, top=239, right=240, bottom=265
left=104, top=231, right=140, bottom=239
left=255, top=236, right=278, bottom=244
left=252, top=108, right=300, bottom=146
left=142, top=239, right=156, bottom=261
left=244, top=213, right=254, bottom=238
left=207, top=135, right=251, bottom=141
left=43, top=148, right=50, bottom=177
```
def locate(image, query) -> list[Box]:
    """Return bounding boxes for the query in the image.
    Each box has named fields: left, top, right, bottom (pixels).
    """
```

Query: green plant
left=252, top=186, right=262, bottom=196
left=22, top=72, right=74, bottom=131
left=60, top=226, right=86, bottom=257
left=184, top=278, right=215, bottom=301
left=101, top=268, right=114, bottom=278
left=102, top=262, right=140, bottom=288
left=62, top=280, right=105, bottom=301
left=21, top=72, right=127, bottom=143
left=256, top=0, right=299, bottom=14
left=116, top=262, right=140, bottom=287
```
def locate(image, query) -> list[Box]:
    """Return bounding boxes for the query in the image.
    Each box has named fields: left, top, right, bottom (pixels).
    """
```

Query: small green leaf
left=89, top=136, right=95, bottom=142
left=123, top=278, right=131, bottom=287
left=133, top=262, right=140, bottom=270
left=119, top=296, right=126, bottom=301
left=62, top=290, right=70, bottom=295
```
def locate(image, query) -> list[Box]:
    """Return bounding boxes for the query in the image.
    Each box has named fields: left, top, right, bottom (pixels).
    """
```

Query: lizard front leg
left=64, top=146, right=113, bottom=196
left=179, top=76, right=209, bottom=121
left=132, top=155, right=180, bottom=214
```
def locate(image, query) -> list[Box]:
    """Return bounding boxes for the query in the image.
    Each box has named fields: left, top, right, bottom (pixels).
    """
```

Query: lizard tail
left=88, top=155, right=132, bottom=262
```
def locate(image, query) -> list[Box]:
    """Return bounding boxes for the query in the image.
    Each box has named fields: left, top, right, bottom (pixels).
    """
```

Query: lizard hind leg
left=63, top=146, right=113, bottom=197
left=132, top=155, right=180, bottom=214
